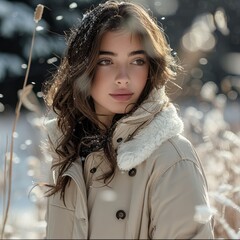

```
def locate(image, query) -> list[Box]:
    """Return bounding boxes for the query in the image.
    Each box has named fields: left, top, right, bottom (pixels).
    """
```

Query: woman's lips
left=109, top=93, right=133, bottom=101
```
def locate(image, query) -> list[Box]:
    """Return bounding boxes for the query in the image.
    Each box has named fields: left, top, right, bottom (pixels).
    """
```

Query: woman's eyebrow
left=129, top=50, right=146, bottom=56
left=99, top=50, right=146, bottom=56
left=99, top=51, right=117, bottom=56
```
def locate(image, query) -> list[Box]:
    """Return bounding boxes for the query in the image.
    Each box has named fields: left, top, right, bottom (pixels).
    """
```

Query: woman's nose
left=115, top=66, right=129, bottom=85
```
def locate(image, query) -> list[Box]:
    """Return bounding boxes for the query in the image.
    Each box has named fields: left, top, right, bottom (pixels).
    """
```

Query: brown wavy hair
left=43, top=0, right=179, bottom=199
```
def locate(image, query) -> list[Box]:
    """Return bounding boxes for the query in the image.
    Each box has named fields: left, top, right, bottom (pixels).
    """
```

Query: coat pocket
left=46, top=202, right=75, bottom=239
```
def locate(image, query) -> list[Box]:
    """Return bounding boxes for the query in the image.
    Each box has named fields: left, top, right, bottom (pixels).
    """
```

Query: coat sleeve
left=149, top=159, right=214, bottom=239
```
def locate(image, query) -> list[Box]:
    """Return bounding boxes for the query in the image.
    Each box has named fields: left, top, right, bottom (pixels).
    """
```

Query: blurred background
left=0, top=0, right=240, bottom=238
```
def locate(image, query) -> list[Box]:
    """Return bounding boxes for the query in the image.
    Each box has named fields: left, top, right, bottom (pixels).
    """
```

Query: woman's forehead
left=99, top=31, right=144, bottom=50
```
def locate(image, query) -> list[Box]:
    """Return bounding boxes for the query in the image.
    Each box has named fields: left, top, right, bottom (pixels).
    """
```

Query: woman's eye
left=98, top=59, right=112, bottom=65
left=132, top=59, right=146, bottom=65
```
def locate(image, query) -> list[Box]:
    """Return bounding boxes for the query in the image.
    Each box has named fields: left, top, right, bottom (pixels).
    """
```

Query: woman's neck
left=97, top=115, right=114, bottom=130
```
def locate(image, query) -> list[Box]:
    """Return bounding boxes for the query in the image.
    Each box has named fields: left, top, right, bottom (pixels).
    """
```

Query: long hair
left=43, top=0, right=179, bottom=199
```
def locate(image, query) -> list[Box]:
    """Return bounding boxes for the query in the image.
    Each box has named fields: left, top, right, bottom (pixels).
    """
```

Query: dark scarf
left=76, top=118, right=118, bottom=159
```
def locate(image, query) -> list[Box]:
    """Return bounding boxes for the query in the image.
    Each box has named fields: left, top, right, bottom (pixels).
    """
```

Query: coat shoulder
left=149, top=134, right=202, bottom=175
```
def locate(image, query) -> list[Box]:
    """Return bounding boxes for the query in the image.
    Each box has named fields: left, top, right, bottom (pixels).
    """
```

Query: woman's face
left=91, top=30, right=149, bottom=126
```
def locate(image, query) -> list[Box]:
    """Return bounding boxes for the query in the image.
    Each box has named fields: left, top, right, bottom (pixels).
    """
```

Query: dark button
left=117, top=137, right=123, bottom=143
left=128, top=168, right=137, bottom=177
left=116, top=210, right=126, bottom=219
left=90, top=167, right=96, bottom=173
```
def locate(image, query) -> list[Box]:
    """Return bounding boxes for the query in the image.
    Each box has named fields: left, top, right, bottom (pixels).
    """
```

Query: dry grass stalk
left=18, top=84, right=43, bottom=117
left=215, top=213, right=240, bottom=239
left=1, top=137, right=8, bottom=231
left=34, top=4, right=44, bottom=23
left=0, top=4, right=44, bottom=239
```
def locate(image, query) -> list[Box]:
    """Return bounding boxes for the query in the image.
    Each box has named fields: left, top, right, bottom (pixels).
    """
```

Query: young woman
left=43, top=0, right=214, bottom=239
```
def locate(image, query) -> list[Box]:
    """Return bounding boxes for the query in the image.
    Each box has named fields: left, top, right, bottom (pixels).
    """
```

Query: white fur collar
left=117, top=103, right=184, bottom=170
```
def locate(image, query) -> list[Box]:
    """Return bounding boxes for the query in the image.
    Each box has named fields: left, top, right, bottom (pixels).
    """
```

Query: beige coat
left=45, top=90, right=214, bottom=239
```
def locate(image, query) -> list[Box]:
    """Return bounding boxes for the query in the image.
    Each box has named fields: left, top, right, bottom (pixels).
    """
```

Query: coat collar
left=116, top=95, right=184, bottom=171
